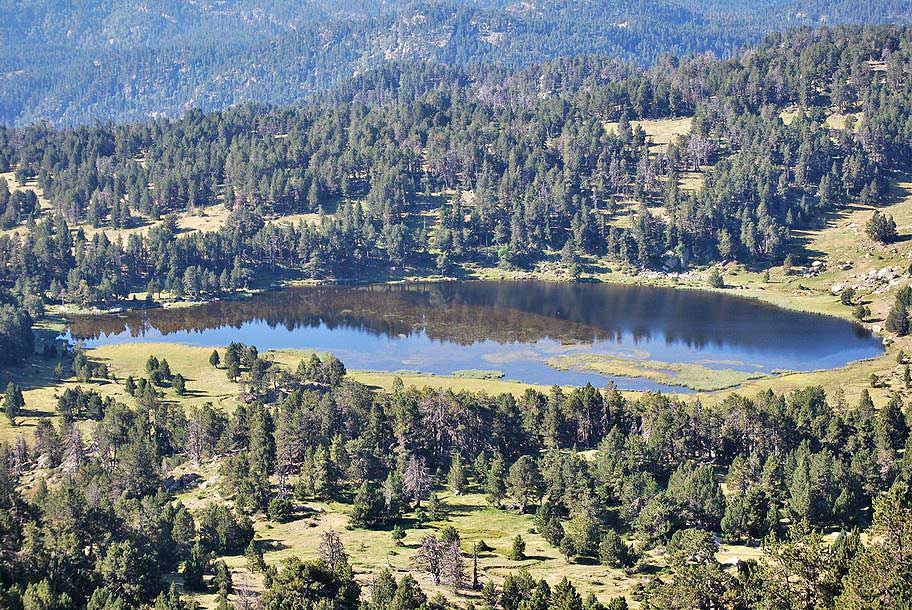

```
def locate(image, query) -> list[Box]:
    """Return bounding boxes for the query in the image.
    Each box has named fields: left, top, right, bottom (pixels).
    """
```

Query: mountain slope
left=1, top=0, right=911, bottom=125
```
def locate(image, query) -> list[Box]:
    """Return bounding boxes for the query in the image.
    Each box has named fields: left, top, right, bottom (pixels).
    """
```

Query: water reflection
left=66, top=281, right=883, bottom=391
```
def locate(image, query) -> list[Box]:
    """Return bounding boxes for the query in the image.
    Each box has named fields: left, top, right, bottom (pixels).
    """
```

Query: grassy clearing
left=349, top=370, right=552, bottom=396
left=547, top=353, right=767, bottom=392
left=175, top=469, right=653, bottom=608
left=604, top=117, right=693, bottom=151
left=678, top=170, right=704, bottom=192
left=174, top=461, right=763, bottom=609
left=779, top=107, right=863, bottom=131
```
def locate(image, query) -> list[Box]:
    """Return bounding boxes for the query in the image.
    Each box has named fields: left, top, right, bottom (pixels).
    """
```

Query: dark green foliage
left=707, top=268, right=725, bottom=289
left=124, top=375, right=136, bottom=396
left=268, top=496, right=294, bottom=523
left=181, top=543, right=210, bottom=592
left=885, top=298, right=910, bottom=336
left=297, top=353, right=347, bottom=386
left=598, top=530, right=634, bottom=568
left=172, top=373, right=186, bottom=396
left=0, top=305, right=33, bottom=365
left=509, top=535, right=526, bottom=561
left=4, top=382, right=24, bottom=423
left=838, top=482, right=912, bottom=608
left=4, top=26, right=912, bottom=311
left=865, top=210, right=898, bottom=243
left=485, top=454, right=507, bottom=506
left=534, top=502, right=566, bottom=548
left=96, top=539, right=161, bottom=604
left=507, top=455, right=544, bottom=512
left=56, top=386, right=112, bottom=421
left=666, top=462, right=725, bottom=530
left=212, top=560, right=233, bottom=601
left=391, top=524, right=406, bottom=546
left=197, top=504, right=255, bottom=555
left=261, top=557, right=360, bottom=610
left=350, top=481, right=386, bottom=528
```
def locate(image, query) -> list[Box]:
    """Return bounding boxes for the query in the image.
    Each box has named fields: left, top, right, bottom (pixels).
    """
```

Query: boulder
left=661, top=250, right=680, bottom=272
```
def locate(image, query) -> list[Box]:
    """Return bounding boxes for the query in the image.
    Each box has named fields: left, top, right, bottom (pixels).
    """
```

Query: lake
left=65, top=281, right=883, bottom=392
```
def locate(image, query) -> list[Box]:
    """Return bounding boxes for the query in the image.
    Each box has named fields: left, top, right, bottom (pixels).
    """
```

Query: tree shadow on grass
left=0, top=354, right=69, bottom=394
left=251, top=538, right=289, bottom=553
left=176, top=389, right=208, bottom=398
left=791, top=176, right=912, bottom=263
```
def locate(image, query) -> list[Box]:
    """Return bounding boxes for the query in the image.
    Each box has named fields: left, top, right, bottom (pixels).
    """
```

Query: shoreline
left=47, top=267, right=888, bottom=396
left=51, top=259, right=867, bottom=325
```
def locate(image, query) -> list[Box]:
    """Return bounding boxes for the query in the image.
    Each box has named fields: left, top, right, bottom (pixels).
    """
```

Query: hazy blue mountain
left=1, top=0, right=910, bottom=125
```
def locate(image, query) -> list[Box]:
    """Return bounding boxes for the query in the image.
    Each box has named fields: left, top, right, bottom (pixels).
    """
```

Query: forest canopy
left=1, top=26, right=911, bottom=308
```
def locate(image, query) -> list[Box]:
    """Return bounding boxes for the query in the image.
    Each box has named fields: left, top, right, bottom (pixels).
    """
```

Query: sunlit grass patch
left=546, top=353, right=768, bottom=392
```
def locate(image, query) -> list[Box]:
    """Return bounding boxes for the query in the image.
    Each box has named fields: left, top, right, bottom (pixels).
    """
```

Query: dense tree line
left=0, top=286, right=36, bottom=366
left=1, top=345, right=910, bottom=608
left=2, top=26, right=912, bottom=308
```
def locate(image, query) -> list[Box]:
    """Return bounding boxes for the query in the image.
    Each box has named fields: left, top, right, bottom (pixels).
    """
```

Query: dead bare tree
left=414, top=535, right=443, bottom=585
left=319, top=529, right=349, bottom=570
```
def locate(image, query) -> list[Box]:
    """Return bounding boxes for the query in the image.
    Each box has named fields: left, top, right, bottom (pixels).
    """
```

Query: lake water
left=65, top=281, right=883, bottom=392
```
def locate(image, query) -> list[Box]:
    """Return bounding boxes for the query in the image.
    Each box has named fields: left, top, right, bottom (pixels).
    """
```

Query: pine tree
left=213, top=560, right=233, bottom=602
left=403, top=454, right=431, bottom=508
left=551, top=578, right=584, bottom=610
left=509, top=535, right=526, bottom=561
left=350, top=481, right=384, bottom=528
left=182, top=543, right=210, bottom=591
left=485, top=454, right=506, bottom=506
left=447, top=452, right=466, bottom=496
left=3, top=382, right=24, bottom=425
left=391, top=525, right=406, bottom=546
left=838, top=482, right=912, bottom=608
left=507, top=455, right=544, bottom=512
left=707, top=267, right=724, bottom=289
left=173, top=373, right=186, bottom=395
left=318, top=529, right=349, bottom=571
left=415, top=535, right=444, bottom=586
left=885, top=299, right=910, bottom=336
left=865, top=210, right=898, bottom=243
left=442, top=539, right=466, bottom=593
left=124, top=375, right=136, bottom=396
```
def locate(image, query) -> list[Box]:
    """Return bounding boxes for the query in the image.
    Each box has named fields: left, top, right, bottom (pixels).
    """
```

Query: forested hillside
left=1, top=343, right=911, bottom=609
left=1, top=26, right=911, bottom=308
left=1, top=0, right=911, bottom=125
left=3, top=9, right=912, bottom=609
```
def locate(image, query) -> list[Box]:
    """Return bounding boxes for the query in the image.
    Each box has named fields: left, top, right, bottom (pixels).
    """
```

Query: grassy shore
left=0, top=343, right=560, bottom=444
left=7, top=168, right=912, bottom=435
left=546, top=353, right=768, bottom=392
